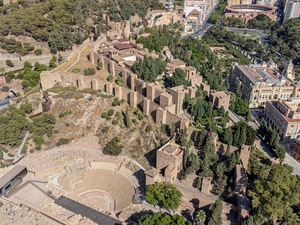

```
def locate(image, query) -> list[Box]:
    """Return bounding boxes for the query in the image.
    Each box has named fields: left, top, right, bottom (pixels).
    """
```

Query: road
left=224, top=27, right=270, bottom=45
left=182, top=1, right=220, bottom=39
left=229, top=110, right=300, bottom=175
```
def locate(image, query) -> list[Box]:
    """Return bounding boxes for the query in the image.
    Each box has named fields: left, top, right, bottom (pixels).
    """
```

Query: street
left=182, top=1, right=220, bottom=39
left=224, top=27, right=270, bottom=45
left=228, top=109, right=300, bottom=175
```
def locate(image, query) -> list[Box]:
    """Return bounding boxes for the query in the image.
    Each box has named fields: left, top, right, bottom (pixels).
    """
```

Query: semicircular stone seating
left=77, top=169, right=134, bottom=211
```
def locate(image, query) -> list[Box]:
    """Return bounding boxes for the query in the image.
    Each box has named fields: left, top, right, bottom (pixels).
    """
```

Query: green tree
left=145, top=182, right=182, bottom=211
left=248, top=164, right=300, bottom=223
left=241, top=216, right=254, bottom=225
left=137, top=212, right=191, bottom=225
left=20, top=101, right=33, bottom=114
left=170, top=68, right=189, bottom=87
left=208, top=199, right=223, bottom=225
left=103, top=137, right=123, bottom=156
left=6, top=60, right=14, bottom=67
left=275, top=144, right=286, bottom=160
left=5, top=71, right=14, bottom=82
left=253, top=163, right=270, bottom=180
left=34, top=49, right=42, bottom=56
left=24, top=61, right=33, bottom=69
left=97, top=61, right=103, bottom=70
left=33, top=135, right=44, bottom=145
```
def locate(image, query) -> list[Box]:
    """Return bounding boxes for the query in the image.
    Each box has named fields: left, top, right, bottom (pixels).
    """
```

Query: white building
left=284, top=0, right=300, bottom=22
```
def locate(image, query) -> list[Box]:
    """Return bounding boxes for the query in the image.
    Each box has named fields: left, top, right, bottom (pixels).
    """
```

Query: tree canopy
left=132, top=55, right=166, bottom=82
left=137, top=212, right=191, bottom=225
left=145, top=182, right=182, bottom=211
left=248, top=164, right=300, bottom=223
left=103, top=137, right=123, bottom=156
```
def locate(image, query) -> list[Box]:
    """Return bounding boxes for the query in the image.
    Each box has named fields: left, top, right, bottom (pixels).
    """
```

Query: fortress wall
left=40, top=71, right=62, bottom=91
left=134, top=78, right=146, bottom=96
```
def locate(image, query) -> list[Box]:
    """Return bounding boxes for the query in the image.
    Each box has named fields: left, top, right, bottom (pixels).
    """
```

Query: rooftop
left=113, top=43, right=134, bottom=50
left=160, top=143, right=182, bottom=156
left=268, top=101, right=300, bottom=123
left=0, top=165, right=27, bottom=189
left=170, top=59, right=186, bottom=66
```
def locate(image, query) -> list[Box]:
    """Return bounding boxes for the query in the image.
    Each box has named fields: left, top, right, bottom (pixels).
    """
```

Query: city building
left=227, top=0, right=252, bottom=5
left=209, top=90, right=231, bottom=111
left=284, top=0, right=300, bottom=22
left=265, top=98, right=300, bottom=141
left=256, top=0, right=278, bottom=6
left=159, top=0, right=174, bottom=11
left=184, top=0, right=206, bottom=24
left=225, top=4, right=277, bottom=23
left=229, top=62, right=300, bottom=108
left=186, top=9, right=201, bottom=27
left=292, top=138, right=300, bottom=161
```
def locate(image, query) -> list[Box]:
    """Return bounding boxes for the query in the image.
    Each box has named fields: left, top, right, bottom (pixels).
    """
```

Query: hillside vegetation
left=0, top=0, right=163, bottom=54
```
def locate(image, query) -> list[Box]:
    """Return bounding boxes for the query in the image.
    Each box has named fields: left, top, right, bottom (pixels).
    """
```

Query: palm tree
left=195, top=210, right=206, bottom=225
left=253, top=164, right=270, bottom=180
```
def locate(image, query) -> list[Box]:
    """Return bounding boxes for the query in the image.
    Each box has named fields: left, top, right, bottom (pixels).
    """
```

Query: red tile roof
left=114, top=43, right=133, bottom=50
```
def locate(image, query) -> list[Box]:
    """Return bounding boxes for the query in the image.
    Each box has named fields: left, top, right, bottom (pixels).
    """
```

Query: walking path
left=12, top=131, right=29, bottom=164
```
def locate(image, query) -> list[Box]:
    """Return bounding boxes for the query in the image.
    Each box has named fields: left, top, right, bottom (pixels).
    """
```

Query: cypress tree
left=125, top=107, right=130, bottom=128
left=208, top=199, right=223, bottom=225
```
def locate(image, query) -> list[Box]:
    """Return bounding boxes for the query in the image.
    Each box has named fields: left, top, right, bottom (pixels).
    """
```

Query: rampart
left=40, top=51, right=210, bottom=132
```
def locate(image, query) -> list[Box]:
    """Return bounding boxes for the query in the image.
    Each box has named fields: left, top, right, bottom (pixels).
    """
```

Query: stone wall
left=41, top=51, right=210, bottom=132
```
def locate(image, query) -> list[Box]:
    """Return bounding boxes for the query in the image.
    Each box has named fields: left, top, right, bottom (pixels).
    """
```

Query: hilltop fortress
left=40, top=37, right=211, bottom=133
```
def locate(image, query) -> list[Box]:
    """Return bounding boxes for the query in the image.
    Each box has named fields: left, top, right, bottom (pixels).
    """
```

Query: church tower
left=286, top=60, right=295, bottom=80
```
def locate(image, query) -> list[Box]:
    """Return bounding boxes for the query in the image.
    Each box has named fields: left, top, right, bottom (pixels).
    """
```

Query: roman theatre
left=0, top=136, right=144, bottom=224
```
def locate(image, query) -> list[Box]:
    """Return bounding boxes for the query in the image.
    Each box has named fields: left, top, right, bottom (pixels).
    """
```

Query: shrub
left=56, top=138, right=69, bottom=146
left=102, top=126, right=110, bottom=133
left=107, top=74, right=113, bottom=82
left=103, top=137, right=123, bottom=156
left=72, top=68, right=80, bottom=73
left=84, top=68, right=96, bottom=76
left=29, top=149, right=35, bottom=153
left=65, top=123, right=70, bottom=127
left=7, top=153, right=14, bottom=157
left=5, top=71, right=14, bottom=82
left=112, top=98, right=121, bottom=106
left=138, top=113, right=144, bottom=120
left=102, top=112, right=108, bottom=118
left=53, top=130, right=59, bottom=134
left=0, top=150, right=2, bottom=160
left=0, top=147, right=8, bottom=153
left=112, top=120, right=118, bottom=125
left=6, top=59, right=14, bottom=67
left=108, top=109, right=114, bottom=116
left=35, top=145, right=41, bottom=151
left=34, top=49, right=42, bottom=56
left=146, top=125, right=153, bottom=132
left=2, top=86, right=9, bottom=92
left=105, top=116, right=111, bottom=120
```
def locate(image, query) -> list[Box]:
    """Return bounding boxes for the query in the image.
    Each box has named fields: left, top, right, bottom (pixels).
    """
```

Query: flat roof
left=55, top=196, right=121, bottom=225
left=0, top=165, right=27, bottom=189
left=113, top=43, right=134, bottom=50
left=160, top=143, right=182, bottom=156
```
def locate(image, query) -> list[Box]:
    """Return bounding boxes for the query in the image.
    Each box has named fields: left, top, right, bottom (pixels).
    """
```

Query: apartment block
left=284, top=0, right=300, bottom=22
left=265, top=98, right=300, bottom=141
